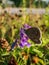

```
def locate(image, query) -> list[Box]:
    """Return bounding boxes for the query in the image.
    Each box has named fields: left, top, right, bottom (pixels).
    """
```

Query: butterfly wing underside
left=24, top=27, right=41, bottom=44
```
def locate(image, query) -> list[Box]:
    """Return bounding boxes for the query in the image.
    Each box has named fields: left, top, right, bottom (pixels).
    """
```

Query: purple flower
left=23, top=24, right=32, bottom=29
left=19, top=24, right=31, bottom=48
left=19, top=40, right=31, bottom=48
left=20, top=28, right=28, bottom=40
left=20, top=28, right=24, bottom=38
left=11, top=24, right=31, bottom=49
left=26, top=43, right=31, bottom=48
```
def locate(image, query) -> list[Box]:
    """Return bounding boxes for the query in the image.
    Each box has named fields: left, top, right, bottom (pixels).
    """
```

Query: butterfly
left=24, top=27, right=42, bottom=44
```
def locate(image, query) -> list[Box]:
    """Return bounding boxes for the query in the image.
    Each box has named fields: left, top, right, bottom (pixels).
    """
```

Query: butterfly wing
left=24, top=27, right=41, bottom=44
